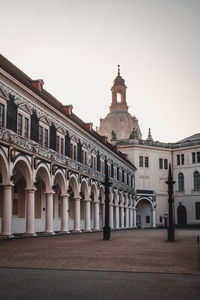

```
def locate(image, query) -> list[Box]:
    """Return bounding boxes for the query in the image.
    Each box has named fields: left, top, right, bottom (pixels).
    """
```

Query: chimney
left=63, top=105, right=73, bottom=115
left=31, top=79, right=44, bottom=92
left=85, top=122, right=93, bottom=131
left=100, top=136, right=107, bottom=143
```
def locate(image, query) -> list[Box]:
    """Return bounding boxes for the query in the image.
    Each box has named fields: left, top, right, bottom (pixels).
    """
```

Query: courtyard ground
left=0, top=229, right=200, bottom=299
left=0, top=229, right=199, bottom=274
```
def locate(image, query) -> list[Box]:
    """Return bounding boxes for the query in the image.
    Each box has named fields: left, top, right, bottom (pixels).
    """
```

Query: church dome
left=98, top=65, right=142, bottom=142
left=99, top=110, right=141, bottom=142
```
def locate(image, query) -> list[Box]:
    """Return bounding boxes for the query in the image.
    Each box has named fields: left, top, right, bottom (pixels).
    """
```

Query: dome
left=99, top=110, right=142, bottom=142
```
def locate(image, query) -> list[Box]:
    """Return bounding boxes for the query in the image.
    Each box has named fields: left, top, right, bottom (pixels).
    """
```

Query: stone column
left=94, top=201, right=100, bottom=231
left=74, top=197, right=81, bottom=232
left=120, top=206, right=124, bottom=229
left=130, top=207, right=133, bottom=228
left=60, top=194, right=69, bottom=233
left=1, top=185, right=13, bottom=237
left=109, top=203, right=113, bottom=229
left=25, top=188, right=37, bottom=236
left=152, top=208, right=156, bottom=228
left=133, top=208, right=137, bottom=228
left=84, top=198, right=91, bottom=232
left=126, top=207, right=129, bottom=228
left=115, top=205, right=119, bottom=229
left=45, top=192, right=55, bottom=234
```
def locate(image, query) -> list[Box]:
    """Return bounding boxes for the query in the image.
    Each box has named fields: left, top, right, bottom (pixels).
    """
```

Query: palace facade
left=98, top=66, right=200, bottom=228
left=0, top=55, right=136, bottom=237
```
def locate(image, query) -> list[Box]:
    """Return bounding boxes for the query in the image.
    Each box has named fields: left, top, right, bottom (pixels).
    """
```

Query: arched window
left=178, top=173, right=184, bottom=191
left=194, top=171, right=200, bottom=190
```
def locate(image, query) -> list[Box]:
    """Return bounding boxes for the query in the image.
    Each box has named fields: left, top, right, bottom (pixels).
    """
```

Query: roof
left=177, top=133, right=200, bottom=143
left=0, top=54, right=136, bottom=170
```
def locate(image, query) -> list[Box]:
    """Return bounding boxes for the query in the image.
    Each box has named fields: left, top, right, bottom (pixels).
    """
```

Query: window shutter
left=65, top=132, right=70, bottom=157
left=7, top=95, right=17, bottom=132
left=77, top=140, right=82, bottom=163
left=30, top=110, right=39, bottom=142
left=50, top=123, right=56, bottom=150
left=97, top=152, right=100, bottom=172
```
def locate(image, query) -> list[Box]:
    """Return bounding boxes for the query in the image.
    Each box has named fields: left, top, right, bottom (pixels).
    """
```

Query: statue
left=111, top=130, right=117, bottom=141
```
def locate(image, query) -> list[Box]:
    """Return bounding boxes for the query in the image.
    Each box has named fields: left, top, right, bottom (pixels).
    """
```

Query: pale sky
left=1, top=0, right=199, bottom=143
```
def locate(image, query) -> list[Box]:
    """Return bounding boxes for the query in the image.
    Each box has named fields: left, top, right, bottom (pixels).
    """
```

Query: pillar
left=109, top=203, right=113, bottom=229
left=152, top=208, right=156, bottom=228
left=74, top=197, right=81, bottom=232
left=25, top=188, right=37, bottom=236
left=84, top=198, right=91, bottom=232
left=60, top=194, right=69, bottom=233
left=1, top=185, right=13, bottom=237
left=94, top=201, right=100, bottom=231
left=115, top=205, right=119, bottom=229
left=45, top=192, right=54, bottom=234
left=130, top=207, right=133, bottom=228
left=133, top=208, right=137, bottom=228
left=120, top=206, right=124, bottom=228
left=126, top=207, right=129, bottom=228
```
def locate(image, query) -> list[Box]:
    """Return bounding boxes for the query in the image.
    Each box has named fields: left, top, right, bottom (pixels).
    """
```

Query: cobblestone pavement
left=0, top=229, right=200, bottom=274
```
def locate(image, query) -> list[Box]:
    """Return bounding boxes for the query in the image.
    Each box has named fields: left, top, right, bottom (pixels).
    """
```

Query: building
left=0, top=55, right=136, bottom=237
left=98, top=66, right=200, bottom=228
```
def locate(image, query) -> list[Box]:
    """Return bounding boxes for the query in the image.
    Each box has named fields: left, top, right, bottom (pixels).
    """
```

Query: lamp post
left=165, top=163, right=175, bottom=241
left=103, top=159, right=111, bottom=240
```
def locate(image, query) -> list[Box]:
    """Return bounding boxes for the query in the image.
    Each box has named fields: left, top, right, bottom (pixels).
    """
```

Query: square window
left=177, top=155, right=180, bottom=165
left=146, top=216, right=150, bottom=223
left=192, top=152, right=196, bottom=164
left=181, top=154, right=184, bottom=165
left=197, top=152, right=200, bottom=163
left=195, top=202, right=200, bottom=220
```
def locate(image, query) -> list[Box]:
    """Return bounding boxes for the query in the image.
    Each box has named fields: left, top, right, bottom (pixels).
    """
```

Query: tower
left=110, top=65, right=128, bottom=112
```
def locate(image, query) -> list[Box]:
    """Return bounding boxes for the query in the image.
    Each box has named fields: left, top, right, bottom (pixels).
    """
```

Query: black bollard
left=103, top=159, right=111, bottom=240
left=165, top=163, right=175, bottom=241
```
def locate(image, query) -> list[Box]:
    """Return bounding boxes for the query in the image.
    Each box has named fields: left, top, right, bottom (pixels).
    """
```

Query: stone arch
left=80, top=179, right=89, bottom=199
left=91, top=182, right=98, bottom=201
left=136, top=197, right=154, bottom=228
left=53, top=169, right=67, bottom=231
left=54, top=169, right=67, bottom=195
left=13, top=155, right=33, bottom=189
left=35, top=163, right=52, bottom=193
left=69, top=174, right=79, bottom=198
left=0, top=148, right=9, bottom=184
left=99, top=186, right=105, bottom=229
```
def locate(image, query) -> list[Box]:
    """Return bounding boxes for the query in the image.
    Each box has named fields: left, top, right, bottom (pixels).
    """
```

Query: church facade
left=98, top=66, right=200, bottom=228
left=0, top=55, right=136, bottom=237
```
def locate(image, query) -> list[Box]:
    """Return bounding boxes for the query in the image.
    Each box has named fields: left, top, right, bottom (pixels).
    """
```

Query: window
left=177, top=155, right=180, bottom=165
left=181, top=154, right=184, bottom=165
left=196, top=202, right=200, bottom=220
left=12, top=198, right=18, bottom=216
left=24, top=117, right=29, bottom=138
left=159, top=158, right=163, bottom=169
left=194, top=171, right=200, bottom=190
left=17, top=114, right=23, bottom=135
left=197, top=152, right=200, bottom=163
left=70, top=142, right=77, bottom=161
left=17, top=106, right=31, bottom=138
left=159, top=216, right=163, bottom=223
left=164, top=159, right=168, bottom=169
left=56, top=135, right=59, bottom=152
left=39, top=126, right=43, bottom=145
left=60, top=138, right=64, bottom=155
left=100, top=160, right=104, bottom=174
left=192, top=152, right=196, bottom=164
left=146, top=216, right=150, bottom=223
left=139, top=156, right=143, bottom=167
left=178, top=173, right=184, bottom=191
left=82, top=149, right=88, bottom=165
left=145, top=157, right=149, bottom=168
left=0, top=103, right=5, bottom=126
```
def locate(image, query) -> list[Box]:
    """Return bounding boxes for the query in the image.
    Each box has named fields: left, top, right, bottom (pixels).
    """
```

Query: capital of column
left=3, top=184, right=14, bottom=190
left=60, top=193, right=70, bottom=198
left=84, top=198, right=91, bottom=202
